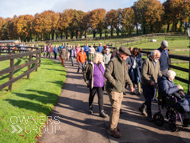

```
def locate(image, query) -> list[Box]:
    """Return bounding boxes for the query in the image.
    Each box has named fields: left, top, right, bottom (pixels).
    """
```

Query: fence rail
left=0, top=47, right=41, bottom=91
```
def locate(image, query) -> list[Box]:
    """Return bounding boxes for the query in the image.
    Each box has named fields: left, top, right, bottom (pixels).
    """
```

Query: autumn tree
left=145, top=0, right=164, bottom=33
left=59, top=9, right=72, bottom=39
left=132, top=5, right=139, bottom=34
left=50, top=12, right=60, bottom=40
left=106, top=9, right=119, bottom=37
left=80, top=12, right=90, bottom=38
left=1, top=18, right=17, bottom=40
left=89, top=9, right=106, bottom=38
left=14, top=15, right=34, bottom=41
left=163, top=0, right=173, bottom=32
left=0, top=17, right=6, bottom=40
left=66, top=9, right=85, bottom=39
left=121, top=7, right=135, bottom=35
left=114, top=9, right=122, bottom=36
left=134, top=0, right=149, bottom=34
left=169, top=0, right=186, bottom=32
left=33, top=10, right=58, bottom=40
left=134, top=0, right=164, bottom=34
left=6, top=15, right=18, bottom=40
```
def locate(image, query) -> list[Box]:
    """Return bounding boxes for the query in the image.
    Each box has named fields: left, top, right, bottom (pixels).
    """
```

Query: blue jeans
left=86, top=53, right=89, bottom=63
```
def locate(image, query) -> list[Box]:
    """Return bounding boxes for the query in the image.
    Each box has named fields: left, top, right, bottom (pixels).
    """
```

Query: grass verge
left=0, top=58, right=66, bottom=143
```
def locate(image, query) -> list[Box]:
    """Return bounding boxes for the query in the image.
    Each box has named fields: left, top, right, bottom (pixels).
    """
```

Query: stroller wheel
left=169, top=123, right=177, bottom=132
left=153, top=112, right=164, bottom=126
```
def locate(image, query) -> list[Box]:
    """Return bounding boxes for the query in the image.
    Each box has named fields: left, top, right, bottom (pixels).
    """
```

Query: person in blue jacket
left=157, top=40, right=169, bottom=76
left=96, top=43, right=103, bottom=53
left=53, top=45, right=59, bottom=59
left=60, top=43, right=65, bottom=49
left=84, top=43, right=90, bottom=63
left=128, top=48, right=142, bottom=95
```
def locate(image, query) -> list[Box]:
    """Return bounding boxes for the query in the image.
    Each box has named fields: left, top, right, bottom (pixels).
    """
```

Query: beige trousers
left=107, top=91, right=123, bottom=131
left=61, top=58, right=65, bottom=66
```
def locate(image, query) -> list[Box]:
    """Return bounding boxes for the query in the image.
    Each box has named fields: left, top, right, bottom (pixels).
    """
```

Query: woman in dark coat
left=128, top=48, right=142, bottom=95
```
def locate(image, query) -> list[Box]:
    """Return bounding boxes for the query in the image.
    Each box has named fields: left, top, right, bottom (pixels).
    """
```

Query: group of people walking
left=46, top=40, right=190, bottom=138
left=82, top=40, right=190, bottom=138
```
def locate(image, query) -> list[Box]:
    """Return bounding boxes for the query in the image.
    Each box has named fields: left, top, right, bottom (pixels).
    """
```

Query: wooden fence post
left=8, top=58, right=14, bottom=91
left=35, top=53, right=38, bottom=71
left=39, top=50, right=41, bottom=66
left=169, top=49, right=171, bottom=70
left=27, top=55, right=32, bottom=79
left=8, top=46, right=10, bottom=54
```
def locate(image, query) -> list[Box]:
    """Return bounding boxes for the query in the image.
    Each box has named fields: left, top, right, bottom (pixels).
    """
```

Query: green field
left=0, top=58, right=66, bottom=143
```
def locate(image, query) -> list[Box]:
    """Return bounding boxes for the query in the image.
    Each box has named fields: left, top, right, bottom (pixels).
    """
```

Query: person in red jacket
left=77, top=48, right=87, bottom=73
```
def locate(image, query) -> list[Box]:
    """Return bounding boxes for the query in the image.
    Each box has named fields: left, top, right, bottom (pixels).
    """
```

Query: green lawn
left=0, top=58, right=66, bottom=143
left=172, top=63, right=188, bottom=93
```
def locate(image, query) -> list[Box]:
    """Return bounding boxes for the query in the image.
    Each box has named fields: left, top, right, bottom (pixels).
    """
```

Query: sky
left=0, top=0, right=166, bottom=18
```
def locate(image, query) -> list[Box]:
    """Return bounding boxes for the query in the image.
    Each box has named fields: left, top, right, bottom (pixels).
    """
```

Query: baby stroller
left=153, top=92, right=190, bottom=132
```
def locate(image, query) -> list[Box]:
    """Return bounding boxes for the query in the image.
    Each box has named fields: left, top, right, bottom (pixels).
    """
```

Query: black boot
left=99, top=110, right=108, bottom=118
left=89, top=105, right=93, bottom=114
left=138, top=103, right=147, bottom=116
left=147, top=110, right=154, bottom=122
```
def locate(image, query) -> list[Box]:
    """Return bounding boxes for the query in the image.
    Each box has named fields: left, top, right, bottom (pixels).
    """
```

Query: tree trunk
left=66, top=31, right=68, bottom=39
left=136, top=24, right=138, bottom=35
left=71, top=31, right=74, bottom=39
left=180, top=20, right=183, bottom=33
left=61, top=32, right=63, bottom=39
left=175, top=22, right=177, bottom=32
left=111, top=26, right=113, bottom=37
left=150, top=25, right=153, bottom=33
left=116, top=28, right=119, bottom=36
left=99, top=29, right=102, bottom=38
left=56, top=33, right=58, bottom=39
left=52, top=32, right=54, bottom=40
left=167, top=23, right=170, bottom=32
left=93, top=30, right=96, bottom=38
left=76, top=30, right=78, bottom=39
left=143, top=26, right=146, bottom=34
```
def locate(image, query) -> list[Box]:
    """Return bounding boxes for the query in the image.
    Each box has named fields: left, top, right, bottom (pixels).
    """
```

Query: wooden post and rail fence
left=0, top=46, right=41, bottom=91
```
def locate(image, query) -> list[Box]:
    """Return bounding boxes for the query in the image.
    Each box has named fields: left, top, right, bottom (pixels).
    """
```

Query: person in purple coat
left=83, top=52, right=108, bottom=118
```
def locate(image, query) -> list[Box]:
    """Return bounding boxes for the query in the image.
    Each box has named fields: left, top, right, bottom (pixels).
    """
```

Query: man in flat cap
left=157, top=40, right=169, bottom=76
left=105, top=46, right=134, bottom=138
